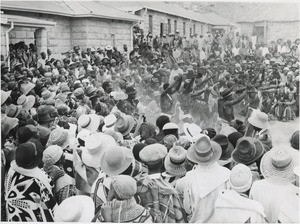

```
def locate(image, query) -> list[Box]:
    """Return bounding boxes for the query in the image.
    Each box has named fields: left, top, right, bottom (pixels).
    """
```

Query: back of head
left=156, top=115, right=170, bottom=130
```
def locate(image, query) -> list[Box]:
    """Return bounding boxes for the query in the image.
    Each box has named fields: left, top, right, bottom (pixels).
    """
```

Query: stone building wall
left=266, top=21, right=300, bottom=43
left=9, top=27, right=36, bottom=45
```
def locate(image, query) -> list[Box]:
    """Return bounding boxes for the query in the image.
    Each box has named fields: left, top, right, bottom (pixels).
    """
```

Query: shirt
left=169, top=68, right=183, bottom=84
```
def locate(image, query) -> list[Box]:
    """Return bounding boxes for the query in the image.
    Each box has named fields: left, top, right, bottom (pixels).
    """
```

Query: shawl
left=5, top=161, right=56, bottom=222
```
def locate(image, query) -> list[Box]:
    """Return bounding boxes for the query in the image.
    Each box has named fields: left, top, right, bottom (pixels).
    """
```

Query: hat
left=187, top=135, right=222, bottom=165
left=212, top=134, right=234, bottom=163
left=17, top=95, right=35, bottom=111
left=1, top=115, right=19, bottom=137
left=260, top=145, right=299, bottom=182
left=229, top=164, right=253, bottom=193
left=78, top=114, right=101, bottom=132
left=47, top=128, right=70, bottom=149
left=232, top=137, right=266, bottom=165
left=248, top=109, right=270, bottom=129
left=162, top=123, right=179, bottom=130
left=37, top=108, right=54, bottom=124
left=105, top=45, right=113, bottom=51
left=201, top=128, right=217, bottom=139
left=54, top=196, right=95, bottom=222
left=140, top=143, right=167, bottom=165
left=16, top=126, right=36, bottom=144
left=60, top=83, right=71, bottom=94
left=15, top=142, right=41, bottom=169
left=103, top=114, right=117, bottom=130
left=74, top=88, right=85, bottom=98
left=175, top=29, right=179, bottom=33
left=5, top=104, right=22, bottom=118
left=114, top=115, right=135, bottom=136
left=82, top=132, right=116, bottom=168
left=125, top=86, right=137, bottom=96
left=110, top=91, right=128, bottom=101
left=111, top=175, right=137, bottom=200
left=183, top=123, right=202, bottom=142
left=294, top=166, right=300, bottom=177
left=75, top=105, right=90, bottom=119
left=1, top=90, right=11, bottom=105
left=41, top=90, right=56, bottom=105
left=85, top=85, right=98, bottom=98
left=163, top=134, right=178, bottom=149
left=55, top=99, right=70, bottom=116
left=228, top=132, right=243, bottom=148
left=290, top=130, right=299, bottom=150
left=219, top=126, right=237, bottom=137
left=100, top=146, right=134, bottom=176
left=132, top=143, right=147, bottom=161
left=20, top=82, right=35, bottom=96
left=42, top=145, right=63, bottom=166
left=164, top=146, right=187, bottom=176
left=103, top=129, right=123, bottom=144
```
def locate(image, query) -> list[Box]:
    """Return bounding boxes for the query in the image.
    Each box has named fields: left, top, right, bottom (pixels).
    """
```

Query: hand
left=101, top=202, right=112, bottom=222
left=148, top=181, right=159, bottom=200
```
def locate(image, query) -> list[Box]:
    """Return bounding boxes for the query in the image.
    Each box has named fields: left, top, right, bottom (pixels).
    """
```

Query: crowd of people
left=1, top=27, right=299, bottom=223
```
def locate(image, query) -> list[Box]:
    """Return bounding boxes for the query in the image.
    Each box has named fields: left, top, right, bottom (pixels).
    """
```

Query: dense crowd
left=1, top=29, right=299, bottom=223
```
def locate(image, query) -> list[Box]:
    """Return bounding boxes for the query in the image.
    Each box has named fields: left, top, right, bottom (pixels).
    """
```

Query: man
left=37, top=52, right=47, bottom=69
left=169, top=62, right=183, bottom=84
left=99, top=81, right=115, bottom=112
left=129, top=45, right=140, bottom=62
left=176, top=135, right=231, bottom=222
left=232, top=43, right=240, bottom=57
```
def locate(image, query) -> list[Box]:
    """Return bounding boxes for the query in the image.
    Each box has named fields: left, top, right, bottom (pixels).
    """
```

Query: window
left=168, top=19, right=171, bottom=34
left=149, top=15, right=153, bottom=33
left=174, top=20, right=177, bottom=32
left=183, top=22, right=186, bottom=35
left=193, top=24, right=196, bottom=35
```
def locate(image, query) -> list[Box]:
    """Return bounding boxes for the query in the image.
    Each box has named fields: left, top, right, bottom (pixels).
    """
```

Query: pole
left=6, top=22, right=14, bottom=71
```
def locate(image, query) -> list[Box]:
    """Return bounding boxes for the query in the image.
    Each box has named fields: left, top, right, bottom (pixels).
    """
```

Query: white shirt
left=232, top=47, right=240, bottom=56
left=250, top=178, right=299, bottom=223
left=261, top=47, right=269, bottom=57
left=169, top=68, right=183, bottom=84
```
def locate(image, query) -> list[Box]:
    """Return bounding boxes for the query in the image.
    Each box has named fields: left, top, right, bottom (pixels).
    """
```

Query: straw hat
left=248, top=109, right=270, bottom=130
left=260, top=145, right=299, bottom=182
left=229, top=164, right=253, bottom=193
left=5, top=104, right=23, bottom=118
left=183, top=123, right=202, bottom=142
left=54, top=196, right=95, bottom=222
left=1, top=90, right=11, bottom=105
left=20, top=82, right=35, bottom=96
left=140, top=143, right=168, bottom=165
left=232, top=137, right=266, bottom=165
left=78, top=114, right=101, bottom=132
left=162, top=122, right=179, bottom=131
left=1, top=115, right=19, bottom=137
left=17, top=94, right=35, bottom=111
left=103, top=114, right=117, bottom=131
left=82, top=132, right=116, bottom=168
left=103, top=129, right=123, bottom=144
left=42, top=145, right=63, bottom=166
left=110, top=91, right=128, bottom=101
left=41, top=90, right=56, bottom=105
left=100, top=146, right=134, bottom=176
left=164, top=146, right=187, bottom=176
left=187, top=134, right=222, bottom=165
left=114, top=115, right=135, bottom=136
left=111, top=175, right=137, bottom=200
left=47, top=128, right=70, bottom=149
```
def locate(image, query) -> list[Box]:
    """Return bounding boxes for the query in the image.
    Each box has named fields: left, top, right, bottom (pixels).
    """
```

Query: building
left=106, top=1, right=213, bottom=37
left=237, top=3, right=300, bottom=44
left=201, top=12, right=238, bottom=34
left=1, top=1, right=142, bottom=58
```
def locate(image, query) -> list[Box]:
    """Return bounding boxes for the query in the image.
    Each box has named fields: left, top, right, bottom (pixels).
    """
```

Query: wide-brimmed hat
left=42, top=145, right=63, bottom=166
left=105, top=45, right=113, bottom=51
left=100, top=146, right=134, bottom=176
left=103, top=114, right=117, bottom=131
left=164, top=146, right=187, bottom=176
left=15, top=142, right=41, bottom=169
left=60, top=82, right=71, bottom=94
left=55, top=99, right=70, bottom=116
left=17, top=94, right=35, bottom=111
left=212, top=134, right=234, bottom=165
left=290, top=130, right=299, bottom=150
left=5, top=104, right=23, bottom=118
left=110, top=91, right=128, bottom=101
left=260, top=145, right=299, bottom=182
left=163, top=122, right=179, bottom=131
left=114, top=115, right=135, bottom=136
left=187, top=135, right=222, bottom=165
left=111, top=175, right=137, bottom=200
left=1, top=115, right=19, bottom=137
left=140, top=143, right=168, bottom=165
left=1, top=90, right=11, bottom=105
left=183, top=123, right=202, bottom=142
left=37, top=108, right=54, bottom=124
left=85, top=85, right=98, bottom=98
left=20, top=82, right=35, bottom=96
left=82, top=132, right=116, bottom=168
left=78, top=114, right=101, bottom=132
left=103, top=129, right=123, bottom=144
left=41, top=90, right=56, bottom=105
left=54, top=196, right=95, bottom=222
left=47, top=128, right=70, bottom=149
left=229, top=164, right=253, bottom=193
left=248, top=109, right=270, bottom=129
left=232, top=137, right=266, bottom=165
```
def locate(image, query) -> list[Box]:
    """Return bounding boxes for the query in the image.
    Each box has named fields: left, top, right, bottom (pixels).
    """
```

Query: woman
left=4, top=142, right=56, bottom=221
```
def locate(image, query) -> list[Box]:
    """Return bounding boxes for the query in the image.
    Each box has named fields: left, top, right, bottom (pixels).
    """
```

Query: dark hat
left=85, top=85, right=98, bottom=97
left=228, top=132, right=243, bottom=148
left=132, top=143, right=147, bottom=161
left=212, top=134, right=234, bottom=161
left=37, top=107, right=54, bottom=124
left=17, top=126, right=35, bottom=144
left=15, top=142, right=41, bottom=169
left=232, top=137, right=266, bottom=165
left=144, top=138, right=158, bottom=145
left=125, top=86, right=137, bottom=95
left=201, top=127, right=216, bottom=139
left=290, top=130, right=299, bottom=150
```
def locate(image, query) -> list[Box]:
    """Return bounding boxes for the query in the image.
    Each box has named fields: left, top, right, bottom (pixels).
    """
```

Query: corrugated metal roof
left=238, top=3, right=300, bottom=23
left=1, top=13, right=56, bottom=27
left=201, top=12, right=237, bottom=27
left=106, top=1, right=211, bottom=24
left=0, top=1, right=142, bottom=22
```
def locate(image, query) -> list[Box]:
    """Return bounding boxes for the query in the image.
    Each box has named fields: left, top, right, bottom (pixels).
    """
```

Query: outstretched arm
left=162, top=76, right=183, bottom=96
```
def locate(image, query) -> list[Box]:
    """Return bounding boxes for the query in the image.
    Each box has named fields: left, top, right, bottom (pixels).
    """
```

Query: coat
left=4, top=161, right=56, bottom=222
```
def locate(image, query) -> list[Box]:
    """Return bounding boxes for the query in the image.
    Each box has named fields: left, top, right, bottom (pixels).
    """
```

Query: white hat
left=229, top=164, right=253, bottom=193
left=76, top=129, right=91, bottom=142
left=163, top=123, right=179, bottom=130
left=183, top=123, right=202, bottom=142
left=42, top=145, right=63, bottom=166
left=78, top=114, right=101, bottom=132
left=17, top=94, right=35, bottom=111
left=82, top=132, right=116, bottom=168
left=54, top=195, right=95, bottom=222
left=1, top=90, right=11, bottom=105
left=248, top=109, right=270, bottom=130
left=164, top=146, right=187, bottom=176
left=103, top=114, right=117, bottom=131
